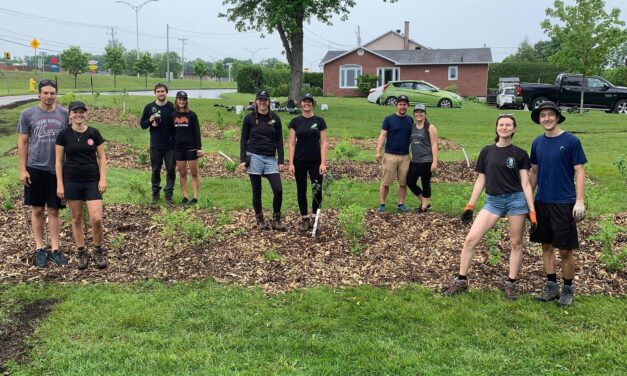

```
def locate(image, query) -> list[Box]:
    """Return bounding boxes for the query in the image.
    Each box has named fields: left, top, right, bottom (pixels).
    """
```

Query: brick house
left=320, top=22, right=492, bottom=97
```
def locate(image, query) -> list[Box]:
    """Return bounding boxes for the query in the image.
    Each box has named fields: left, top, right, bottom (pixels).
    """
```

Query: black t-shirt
left=476, top=144, right=530, bottom=195
left=55, top=127, right=105, bottom=182
left=240, top=111, right=284, bottom=164
left=288, top=115, right=327, bottom=162
left=140, top=101, right=175, bottom=150
left=171, top=110, right=201, bottom=151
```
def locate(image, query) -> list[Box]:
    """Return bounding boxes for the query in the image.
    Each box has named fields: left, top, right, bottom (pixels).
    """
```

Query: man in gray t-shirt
left=17, top=79, right=68, bottom=267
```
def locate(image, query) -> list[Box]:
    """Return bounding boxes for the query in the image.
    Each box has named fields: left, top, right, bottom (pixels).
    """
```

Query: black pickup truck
left=518, top=73, right=627, bottom=114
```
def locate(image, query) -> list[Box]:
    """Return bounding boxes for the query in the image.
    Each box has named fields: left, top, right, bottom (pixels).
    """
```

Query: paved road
left=0, top=95, right=38, bottom=109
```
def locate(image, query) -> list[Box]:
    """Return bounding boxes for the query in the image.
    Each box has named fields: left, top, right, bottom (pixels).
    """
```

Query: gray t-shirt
left=410, top=123, right=433, bottom=163
left=17, top=105, right=68, bottom=174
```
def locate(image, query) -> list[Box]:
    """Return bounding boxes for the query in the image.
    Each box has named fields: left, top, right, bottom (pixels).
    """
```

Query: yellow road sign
left=4, top=51, right=10, bottom=60
left=30, top=39, right=40, bottom=49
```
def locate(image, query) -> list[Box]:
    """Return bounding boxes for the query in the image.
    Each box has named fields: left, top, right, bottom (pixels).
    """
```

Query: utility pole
left=166, top=24, right=170, bottom=82
left=178, top=38, right=187, bottom=79
left=356, top=26, right=361, bottom=47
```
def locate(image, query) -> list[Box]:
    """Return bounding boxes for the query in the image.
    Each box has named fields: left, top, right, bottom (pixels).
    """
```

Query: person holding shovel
left=288, top=93, right=328, bottom=232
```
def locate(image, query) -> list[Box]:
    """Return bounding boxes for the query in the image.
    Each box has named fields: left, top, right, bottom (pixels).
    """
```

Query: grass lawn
left=0, top=95, right=626, bottom=374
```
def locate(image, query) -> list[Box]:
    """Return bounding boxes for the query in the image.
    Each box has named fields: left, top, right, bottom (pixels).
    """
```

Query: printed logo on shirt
left=269, top=119, right=276, bottom=125
left=505, top=157, right=517, bottom=169
left=560, top=146, right=565, bottom=151
left=173, top=116, right=190, bottom=127
left=151, top=106, right=158, bottom=114
left=311, top=123, right=318, bottom=129
left=87, top=138, right=94, bottom=146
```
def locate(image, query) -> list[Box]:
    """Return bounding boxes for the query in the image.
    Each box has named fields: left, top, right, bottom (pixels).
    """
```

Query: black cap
left=397, top=95, right=410, bottom=104
left=301, top=93, right=315, bottom=102
left=38, top=79, right=57, bottom=91
left=68, top=101, right=88, bottom=111
left=175, top=91, right=188, bottom=99
left=256, top=90, right=270, bottom=100
left=531, top=101, right=565, bottom=124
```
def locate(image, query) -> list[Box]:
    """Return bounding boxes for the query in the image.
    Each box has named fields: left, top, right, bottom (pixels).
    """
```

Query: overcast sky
left=1, top=0, right=626, bottom=71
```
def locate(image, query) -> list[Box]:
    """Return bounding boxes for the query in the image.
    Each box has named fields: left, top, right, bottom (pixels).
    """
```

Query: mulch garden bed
left=1, top=203, right=624, bottom=296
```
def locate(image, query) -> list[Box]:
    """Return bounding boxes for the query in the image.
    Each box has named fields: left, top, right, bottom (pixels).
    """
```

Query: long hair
left=175, top=98, right=188, bottom=112
left=254, top=100, right=273, bottom=126
left=494, top=114, right=517, bottom=142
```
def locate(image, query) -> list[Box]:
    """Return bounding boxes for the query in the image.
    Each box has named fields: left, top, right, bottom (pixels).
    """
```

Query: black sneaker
left=189, top=198, right=198, bottom=205
left=165, top=196, right=173, bottom=205
left=33, top=248, right=49, bottom=268
left=415, top=204, right=431, bottom=213
left=49, top=250, right=68, bottom=266
left=181, top=197, right=190, bottom=204
left=150, top=196, right=160, bottom=205
left=93, top=247, right=107, bottom=269
left=77, top=248, right=89, bottom=270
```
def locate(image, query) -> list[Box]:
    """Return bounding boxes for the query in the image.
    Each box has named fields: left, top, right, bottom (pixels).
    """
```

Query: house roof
left=363, top=30, right=429, bottom=50
left=320, top=47, right=493, bottom=66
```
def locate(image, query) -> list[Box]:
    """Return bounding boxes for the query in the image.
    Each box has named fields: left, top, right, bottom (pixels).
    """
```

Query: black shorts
left=23, top=167, right=65, bottom=209
left=174, top=149, right=198, bottom=161
left=64, top=181, right=102, bottom=201
left=530, top=201, right=579, bottom=250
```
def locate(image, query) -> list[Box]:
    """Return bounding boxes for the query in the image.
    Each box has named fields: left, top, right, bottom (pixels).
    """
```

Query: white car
left=367, top=86, right=384, bottom=104
left=496, top=87, right=524, bottom=109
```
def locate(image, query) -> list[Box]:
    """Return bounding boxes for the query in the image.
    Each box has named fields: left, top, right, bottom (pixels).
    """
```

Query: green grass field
left=1, top=95, right=626, bottom=375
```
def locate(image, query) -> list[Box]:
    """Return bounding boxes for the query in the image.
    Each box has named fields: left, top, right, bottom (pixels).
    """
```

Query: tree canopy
left=59, top=46, right=89, bottom=88
left=134, top=53, right=157, bottom=87
left=103, top=45, right=126, bottom=88
left=192, top=59, right=210, bottom=87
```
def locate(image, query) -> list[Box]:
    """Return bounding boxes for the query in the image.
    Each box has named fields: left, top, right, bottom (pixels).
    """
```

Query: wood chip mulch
left=1, top=203, right=624, bottom=296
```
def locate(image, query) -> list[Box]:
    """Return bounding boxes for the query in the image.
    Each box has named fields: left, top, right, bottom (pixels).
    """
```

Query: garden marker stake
left=311, top=181, right=324, bottom=238
left=462, top=147, right=470, bottom=168
left=218, top=151, right=235, bottom=163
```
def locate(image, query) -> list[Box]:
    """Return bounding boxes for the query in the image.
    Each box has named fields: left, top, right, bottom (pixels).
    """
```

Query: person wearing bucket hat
left=375, top=93, right=413, bottom=213
left=18, top=79, right=69, bottom=268
left=287, top=93, right=328, bottom=232
left=406, top=104, right=438, bottom=213
left=171, top=91, right=203, bottom=205
left=140, top=83, right=176, bottom=205
left=240, top=89, right=287, bottom=231
left=55, top=101, right=108, bottom=270
left=443, top=114, right=536, bottom=300
left=529, top=101, right=587, bottom=307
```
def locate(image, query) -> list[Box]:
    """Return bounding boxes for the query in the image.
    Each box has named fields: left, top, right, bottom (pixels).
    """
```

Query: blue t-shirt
left=382, top=114, right=413, bottom=155
left=530, top=132, right=587, bottom=204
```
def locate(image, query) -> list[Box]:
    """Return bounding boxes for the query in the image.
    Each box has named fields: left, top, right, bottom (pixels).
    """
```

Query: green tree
left=59, top=46, right=89, bottom=88
left=542, top=0, right=627, bottom=113
left=192, top=59, right=209, bottom=87
left=213, top=60, right=225, bottom=87
left=502, top=37, right=541, bottom=63
left=134, top=52, right=157, bottom=88
left=607, top=42, right=627, bottom=68
left=220, top=0, right=396, bottom=101
left=534, top=38, right=562, bottom=61
left=124, top=50, right=138, bottom=76
left=103, top=45, right=126, bottom=88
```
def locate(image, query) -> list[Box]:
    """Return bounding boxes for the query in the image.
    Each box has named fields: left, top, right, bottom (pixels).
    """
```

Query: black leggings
left=294, top=160, right=323, bottom=216
left=406, top=162, right=432, bottom=198
left=249, top=173, right=282, bottom=215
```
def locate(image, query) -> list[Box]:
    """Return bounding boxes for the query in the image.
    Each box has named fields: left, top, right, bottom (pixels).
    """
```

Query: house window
left=448, top=65, right=458, bottom=81
left=376, top=67, right=400, bottom=87
left=339, top=64, right=362, bottom=88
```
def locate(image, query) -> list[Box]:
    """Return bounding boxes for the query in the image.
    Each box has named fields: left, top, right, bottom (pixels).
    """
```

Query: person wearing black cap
left=171, top=91, right=203, bottom=204
left=240, top=90, right=286, bottom=230
left=287, top=93, right=328, bottom=231
left=140, top=83, right=176, bottom=205
left=17, top=79, right=69, bottom=267
left=406, top=103, right=438, bottom=212
left=529, top=101, right=587, bottom=307
left=55, top=101, right=108, bottom=270
left=375, top=94, right=413, bottom=213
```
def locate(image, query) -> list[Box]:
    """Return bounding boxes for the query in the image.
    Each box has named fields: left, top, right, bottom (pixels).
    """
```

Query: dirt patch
left=0, top=203, right=624, bottom=296
left=88, top=107, right=140, bottom=128
left=0, top=299, right=56, bottom=372
left=327, top=160, right=477, bottom=183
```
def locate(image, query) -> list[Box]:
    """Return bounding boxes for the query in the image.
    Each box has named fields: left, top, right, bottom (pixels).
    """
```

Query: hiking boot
left=377, top=204, right=386, bottom=213
left=181, top=197, right=190, bottom=205
left=33, top=248, right=49, bottom=268
left=397, top=204, right=410, bottom=213
left=558, top=285, right=574, bottom=307
left=535, top=281, right=560, bottom=302
left=443, top=278, right=468, bottom=296
left=165, top=196, right=173, bottom=205
left=189, top=198, right=198, bottom=205
left=255, top=213, right=271, bottom=230
left=76, top=248, right=89, bottom=270
left=271, top=212, right=287, bottom=231
left=49, top=250, right=68, bottom=266
left=150, top=196, right=160, bottom=205
left=299, top=215, right=311, bottom=232
left=93, top=247, right=107, bottom=269
left=505, top=281, right=518, bottom=300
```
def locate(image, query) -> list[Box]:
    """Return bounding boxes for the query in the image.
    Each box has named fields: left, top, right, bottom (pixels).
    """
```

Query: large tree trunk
left=277, top=20, right=304, bottom=102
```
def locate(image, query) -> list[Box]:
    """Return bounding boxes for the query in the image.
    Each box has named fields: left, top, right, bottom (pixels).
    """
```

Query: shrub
left=334, top=140, right=359, bottom=161
left=443, top=84, right=459, bottom=94
left=304, top=72, right=323, bottom=88
left=357, top=74, right=378, bottom=96
left=236, top=65, right=263, bottom=93
left=59, top=92, right=76, bottom=107
left=309, top=86, right=323, bottom=97
left=590, top=220, right=627, bottom=273
left=464, top=96, right=480, bottom=103
left=273, top=83, right=290, bottom=97
left=604, top=67, right=627, bottom=86
left=488, top=62, right=565, bottom=87
left=338, top=204, right=366, bottom=255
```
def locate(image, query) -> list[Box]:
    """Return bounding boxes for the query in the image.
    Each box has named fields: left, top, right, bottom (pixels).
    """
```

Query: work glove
left=528, top=211, right=537, bottom=234
left=573, top=201, right=585, bottom=222
left=461, top=204, right=474, bottom=224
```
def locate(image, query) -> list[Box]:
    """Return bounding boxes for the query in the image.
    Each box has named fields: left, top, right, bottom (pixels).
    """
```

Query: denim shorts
left=246, top=153, right=279, bottom=175
left=483, top=191, right=528, bottom=217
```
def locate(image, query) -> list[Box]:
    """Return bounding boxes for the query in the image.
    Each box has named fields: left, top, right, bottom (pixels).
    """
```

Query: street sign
left=30, top=39, right=40, bottom=49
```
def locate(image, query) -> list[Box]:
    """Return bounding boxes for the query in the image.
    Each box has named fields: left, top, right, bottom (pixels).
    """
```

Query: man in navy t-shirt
left=529, top=101, right=587, bottom=307
left=375, top=95, right=413, bottom=213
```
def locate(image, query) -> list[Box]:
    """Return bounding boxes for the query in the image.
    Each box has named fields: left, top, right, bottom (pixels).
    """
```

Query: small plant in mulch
left=486, top=221, right=505, bottom=266
left=590, top=220, right=627, bottom=273
left=334, top=140, right=359, bottom=161
left=109, top=234, right=126, bottom=251
left=137, top=151, right=149, bottom=165
left=337, top=204, right=366, bottom=255
left=155, top=208, right=215, bottom=245
left=264, top=247, right=284, bottom=262
left=223, top=129, right=239, bottom=141
left=215, top=111, right=225, bottom=129
left=0, top=178, right=20, bottom=210
left=223, top=160, right=238, bottom=172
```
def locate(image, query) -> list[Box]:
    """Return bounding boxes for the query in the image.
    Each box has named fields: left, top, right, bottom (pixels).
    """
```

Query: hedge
left=488, top=62, right=565, bottom=87
left=237, top=66, right=323, bottom=96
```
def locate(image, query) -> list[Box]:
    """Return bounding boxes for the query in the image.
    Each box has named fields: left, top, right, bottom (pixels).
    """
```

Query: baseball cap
left=397, top=95, right=410, bottom=104
left=414, top=103, right=427, bottom=112
left=531, top=101, right=565, bottom=124
left=301, top=93, right=315, bottom=102
left=175, top=91, right=188, bottom=99
left=68, top=101, right=88, bottom=111
left=256, top=90, right=270, bottom=100
left=38, top=79, right=57, bottom=91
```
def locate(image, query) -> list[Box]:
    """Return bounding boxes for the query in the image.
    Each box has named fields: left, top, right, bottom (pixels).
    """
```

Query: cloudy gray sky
left=1, top=0, right=625, bottom=71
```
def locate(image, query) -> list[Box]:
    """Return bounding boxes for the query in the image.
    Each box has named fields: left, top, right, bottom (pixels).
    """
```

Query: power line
left=169, top=26, right=256, bottom=36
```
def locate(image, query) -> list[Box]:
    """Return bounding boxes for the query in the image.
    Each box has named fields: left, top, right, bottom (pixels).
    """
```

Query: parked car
left=367, top=86, right=384, bottom=104
left=496, top=87, right=524, bottom=109
left=518, top=73, right=627, bottom=114
left=380, top=80, right=462, bottom=108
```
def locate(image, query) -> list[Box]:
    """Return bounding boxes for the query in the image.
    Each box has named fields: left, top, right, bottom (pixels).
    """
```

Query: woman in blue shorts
left=443, top=114, right=536, bottom=300
left=55, top=101, right=107, bottom=270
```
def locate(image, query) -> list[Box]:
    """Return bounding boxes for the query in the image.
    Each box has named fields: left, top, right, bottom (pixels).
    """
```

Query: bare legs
left=68, top=199, right=103, bottom=248
left=177, top=160, right=200, bottom=199
left=541, top=244, right=575, bottom=279
left=31, top=206, right=60, bottom=250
